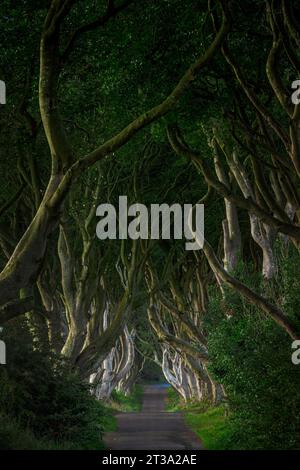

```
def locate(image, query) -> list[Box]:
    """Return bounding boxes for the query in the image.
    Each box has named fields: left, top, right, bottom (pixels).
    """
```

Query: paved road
left=104, top=384, right=203, bottom=450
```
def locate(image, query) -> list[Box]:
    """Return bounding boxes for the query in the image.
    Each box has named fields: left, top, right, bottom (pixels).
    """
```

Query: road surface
left=104, top=384, right=203, bottom=450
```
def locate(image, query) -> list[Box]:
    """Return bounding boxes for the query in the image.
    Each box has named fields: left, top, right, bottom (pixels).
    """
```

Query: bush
left=206, top=248, right=300, bottom=449
left=0, top=322, right=110, bottom=449
left=0, top=413, right=69, bottom=450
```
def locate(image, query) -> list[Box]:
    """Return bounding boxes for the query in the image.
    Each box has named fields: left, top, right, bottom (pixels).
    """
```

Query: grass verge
left=166, top=388, right=231, bottom=450
left=109, top=385, right=144, bottom=412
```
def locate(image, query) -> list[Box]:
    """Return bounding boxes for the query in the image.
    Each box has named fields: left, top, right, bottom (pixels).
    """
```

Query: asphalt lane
left=104, top=384, right=203, bottom=450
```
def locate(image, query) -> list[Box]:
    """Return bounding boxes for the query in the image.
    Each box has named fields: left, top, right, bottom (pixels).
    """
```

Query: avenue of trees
left=1, top=0, right=300, bottom=449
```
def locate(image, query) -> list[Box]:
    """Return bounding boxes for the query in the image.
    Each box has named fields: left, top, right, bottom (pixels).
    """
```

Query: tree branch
left=47, top=3, right=231, bottom=208
left=61, top=0, right=134, bottom=63
left=0, top=297, right=34, bottom=323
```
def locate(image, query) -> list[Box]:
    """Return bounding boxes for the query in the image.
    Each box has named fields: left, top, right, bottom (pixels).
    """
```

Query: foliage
left=0, top=322, right=113, bottom=450
left=0, top=413, right=71, bottom=450
left=206, top=249, right=300, bottom=450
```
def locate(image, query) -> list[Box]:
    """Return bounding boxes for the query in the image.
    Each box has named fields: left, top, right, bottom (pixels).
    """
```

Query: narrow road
left=104, top=384, right=203, bottom=450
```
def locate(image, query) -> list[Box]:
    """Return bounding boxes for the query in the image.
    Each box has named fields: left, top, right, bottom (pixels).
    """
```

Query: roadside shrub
left=0, top=322, right=108, bottom=449
left=206, top=248, right=300, bottom=449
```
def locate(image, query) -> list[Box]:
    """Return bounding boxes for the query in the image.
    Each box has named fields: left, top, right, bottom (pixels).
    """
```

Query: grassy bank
left=166, top=388, right=231, bottom=450
left=108, top=385, right=144, bottom=413
left=185, top=406, right=230, bottom=450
